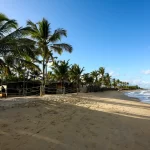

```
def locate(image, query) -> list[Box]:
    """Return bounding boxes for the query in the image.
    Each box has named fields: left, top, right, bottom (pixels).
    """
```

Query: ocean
left=125, top=90, right=150, bottom=104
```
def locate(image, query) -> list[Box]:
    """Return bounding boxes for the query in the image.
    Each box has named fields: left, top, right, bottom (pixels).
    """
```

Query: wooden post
left=63, top=87, right=65, bottom=94
left=40, top=85, right=42, bottom=96
left=77, top=88, right=78, bottom=95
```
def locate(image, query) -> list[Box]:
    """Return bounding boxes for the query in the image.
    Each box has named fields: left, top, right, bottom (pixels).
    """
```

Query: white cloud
left=108, top=71, right=120, bottom=77
left=142, top=70, right=150, bottom=75
left=126, top=79, right=150, bottom=88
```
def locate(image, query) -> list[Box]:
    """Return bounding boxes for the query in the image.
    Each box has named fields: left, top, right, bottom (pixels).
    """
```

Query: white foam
left=125, top=90, right=150, bottom=104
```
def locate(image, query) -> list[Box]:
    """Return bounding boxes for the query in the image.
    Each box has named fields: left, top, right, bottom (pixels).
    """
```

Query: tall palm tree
left=27, top=18, right=72, bottom=87
left=90, top=70, right=99, bottom=84
left=69, top=64, right=84, bottom=88
left=98, top=67, right=105, bottom=86
left=104, top=73, right=111, bottom=88
left=116, top=79, right=120, bottom=88
left=112, top=78, right=117, bottom=88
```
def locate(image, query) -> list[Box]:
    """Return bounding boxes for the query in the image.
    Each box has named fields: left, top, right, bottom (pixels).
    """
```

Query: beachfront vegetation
left=26, top=18, right=72, bottom=86
left=0, top=13, right=140, bottom=91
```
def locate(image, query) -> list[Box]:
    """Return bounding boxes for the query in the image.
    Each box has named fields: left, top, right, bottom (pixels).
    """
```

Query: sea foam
left=125, top=90, right=150, bottom=104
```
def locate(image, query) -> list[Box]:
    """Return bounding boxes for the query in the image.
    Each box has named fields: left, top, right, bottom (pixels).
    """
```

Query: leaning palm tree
left=0, top=13, right=36, bottom=58
left=69, top=64, right=84, bottom=89
left=27, top=18, right=72, bottom=87
left=0, top=54, right=40, bottom=80
left=0, top=13, right=38, bottom=84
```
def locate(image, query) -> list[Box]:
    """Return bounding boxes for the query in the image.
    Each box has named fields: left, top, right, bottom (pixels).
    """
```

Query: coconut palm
left=82, top=73, right=94, bottom=85
left=0, top=13, right=36, bottom=58
left=0, top=13, right=38, bottom=83
left=112, top=78, right=117, bottom=88
left=47, top=71, right=54, bottom=82
left=90, top=70, right=99, bottom=84
left=27, top=18, right=72, bottom=87
left=104, top=73, right=111, bottom=88
left=98, top=67, right=105, bottom=86
left=52, top=60, right=70, bottom=87
left=0, top=54, right=40, bottom=79
left=116, top=79, right=120, bottom=88
left=69, top=64, right=84, bottom=89
left=30, top=69, right=41, bottom=81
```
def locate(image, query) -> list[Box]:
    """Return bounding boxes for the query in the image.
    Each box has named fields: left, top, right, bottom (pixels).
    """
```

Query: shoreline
left=76, top=91, right=141, bottom=103
left=121, top=91, right=141, bottom=102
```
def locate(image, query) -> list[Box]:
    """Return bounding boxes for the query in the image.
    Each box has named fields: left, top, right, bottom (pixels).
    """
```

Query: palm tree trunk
left=42, top=59, right=45, bottom=95
left=77, top=75, right=80, bottom=92
left=45, top=64, right=47, bottom=85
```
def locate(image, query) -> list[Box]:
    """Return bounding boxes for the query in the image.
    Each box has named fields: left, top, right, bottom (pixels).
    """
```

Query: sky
left=1, top=0, right=150, bottom=88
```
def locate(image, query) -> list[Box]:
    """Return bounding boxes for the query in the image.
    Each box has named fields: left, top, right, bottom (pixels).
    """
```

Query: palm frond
left=38, top=18, right=50, bottom=39
left=49, top=28, right=67, bottom=42
left=51, top=43, right=72, bottom=53
left=27, top=20, right=38, bottom=31
left=50, top=46, right=62, bottom=54
left=0, top=13, right=9, bottom=23
left=0, top=58, right=5, bottom=67
left=0, top=19, right=18, bottom=34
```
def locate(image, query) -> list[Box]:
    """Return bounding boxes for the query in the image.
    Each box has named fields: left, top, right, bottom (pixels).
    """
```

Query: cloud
left=142, top=70, right=150, bottom=75
left=126, top=79, right=150, bottom=88
left=108, top=71, right=120, bottom=77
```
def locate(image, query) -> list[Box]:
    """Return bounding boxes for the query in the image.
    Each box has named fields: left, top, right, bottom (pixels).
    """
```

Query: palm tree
left=45, top=53, right=57, bottom=84
left=112, top=78, right=117, bottom=88
left=82, top=73, right=94, bottom=86
left=90, top=70, right=99, bottom=84
left=30, top=69, right=41, bottom=81
left=69, top=64, right=84, bottom=89
left=98, top=67, right=105, bottom=86
left=52, top=60, right=70, bottom=88
left=0, top=13, right=38, bottom=84
left=104, top=73, right=111, bottom=88
left=47, top=71, right=54, bottom=82
left=127, top=82, right=129, bottom=87
left=116, top=79, right=120, bottom=88
left=27, top=18, right=73, bottom=87
left=0, top=13, right=36, bottom=58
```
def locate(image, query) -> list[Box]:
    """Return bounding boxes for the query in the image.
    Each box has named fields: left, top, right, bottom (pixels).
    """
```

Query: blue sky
left=1, top=0, right=150, bottom=88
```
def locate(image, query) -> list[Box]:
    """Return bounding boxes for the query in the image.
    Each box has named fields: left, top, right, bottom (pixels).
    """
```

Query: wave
left=125, top=90, right=150, bottom=104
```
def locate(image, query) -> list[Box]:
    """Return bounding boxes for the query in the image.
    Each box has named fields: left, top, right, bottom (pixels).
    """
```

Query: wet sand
left=0, top=91, right=150, bottom=150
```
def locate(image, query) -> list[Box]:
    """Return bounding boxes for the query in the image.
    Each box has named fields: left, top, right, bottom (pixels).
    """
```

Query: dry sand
left=0, top=91, right=150, bottom=150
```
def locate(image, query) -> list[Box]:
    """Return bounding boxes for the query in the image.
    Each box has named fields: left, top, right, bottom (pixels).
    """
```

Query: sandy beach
left=0, top=91, right=150, bottom=150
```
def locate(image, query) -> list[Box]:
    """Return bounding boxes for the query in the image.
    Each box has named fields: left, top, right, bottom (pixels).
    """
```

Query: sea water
left=125, top=90, right=150, bottom=104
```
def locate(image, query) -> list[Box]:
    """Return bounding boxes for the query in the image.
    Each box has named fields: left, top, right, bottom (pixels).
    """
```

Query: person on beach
left=2, top=86, right=6, bottom=98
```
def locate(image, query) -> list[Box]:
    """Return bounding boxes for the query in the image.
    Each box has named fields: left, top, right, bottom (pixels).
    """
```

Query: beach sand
left=0, top=91, right=150, bottom=150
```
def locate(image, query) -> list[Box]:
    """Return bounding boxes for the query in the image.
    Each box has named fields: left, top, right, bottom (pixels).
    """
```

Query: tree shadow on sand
left=0, top=97, right=150, bottom=150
